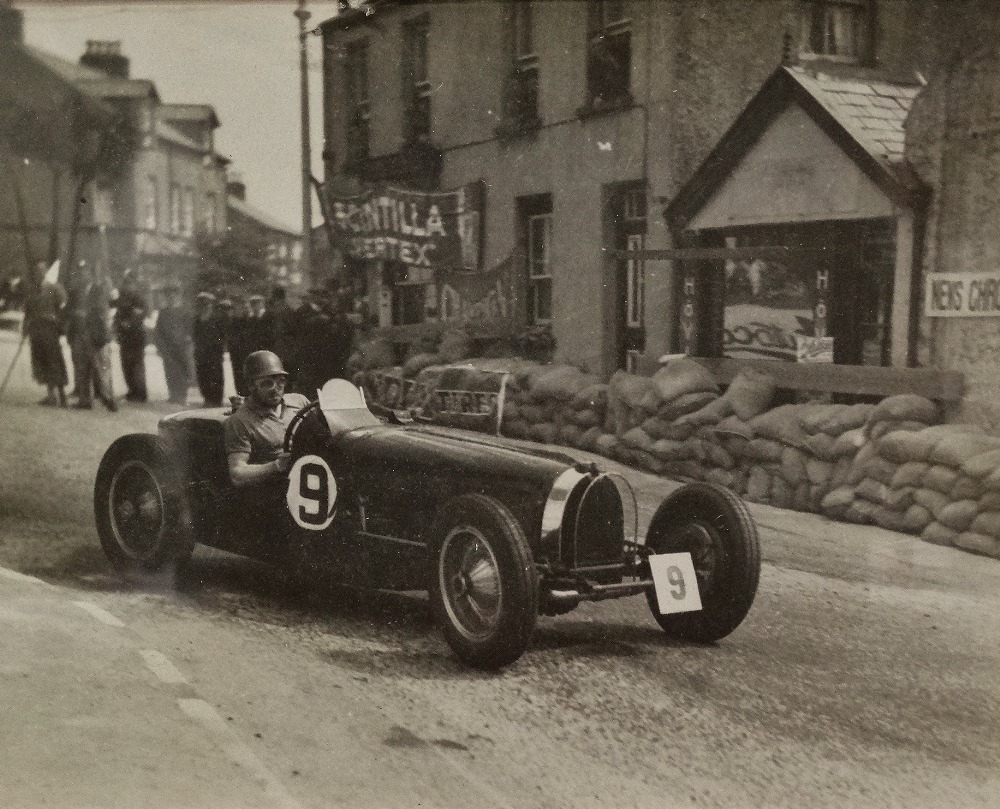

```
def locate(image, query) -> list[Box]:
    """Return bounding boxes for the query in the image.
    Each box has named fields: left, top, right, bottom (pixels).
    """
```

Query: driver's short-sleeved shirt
left=224, top=393, right=311, bottom=464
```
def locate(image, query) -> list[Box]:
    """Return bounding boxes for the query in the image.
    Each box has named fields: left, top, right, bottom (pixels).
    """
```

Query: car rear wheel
left=94, top=434, right=194, bottom=582
left=645, top=482, right=760, bottom=643
left=429, top=494, right=538, bottom=670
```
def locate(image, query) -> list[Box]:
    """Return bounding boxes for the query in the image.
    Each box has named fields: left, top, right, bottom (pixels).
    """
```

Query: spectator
left=153, top=282, right=192, bottom=406
left=74, top=265, right=117, bottom=411
left=113, top=268, right=149, bottom=403
left=65, top=262, right=91, bottom=403
left=266, top=285, right=290, bottom=359
left=192, top=291, right=225, bottom=407
left=23, top=260, right=68, bottom=407
left=227, top=295, right=251, bottom=396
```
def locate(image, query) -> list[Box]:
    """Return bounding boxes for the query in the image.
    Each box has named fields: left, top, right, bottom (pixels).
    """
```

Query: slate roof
left=787, top=65, right=921, bottom=173
left=25, top=45, right=159, bottom=101
left=228, top=195, right=300, bottom=238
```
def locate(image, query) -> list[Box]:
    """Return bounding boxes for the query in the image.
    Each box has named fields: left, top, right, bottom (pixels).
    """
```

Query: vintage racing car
left=94, top=379, right=761, bottom=669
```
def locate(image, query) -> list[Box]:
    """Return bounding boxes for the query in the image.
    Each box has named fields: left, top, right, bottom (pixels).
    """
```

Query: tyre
left=94, top=434, right=195, bottom=582
left=429, top=494, right=539, bottom=670
left=645, top=482, right=760, bottom=643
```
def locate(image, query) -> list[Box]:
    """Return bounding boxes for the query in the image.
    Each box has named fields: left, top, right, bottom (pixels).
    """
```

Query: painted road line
left=178, top=698, right=307, bottom=809
left=140, top=649, right=189, bottom=685
left=0, top=567, right=50, bottom=586
left=73, top=600, right=126, bottom=628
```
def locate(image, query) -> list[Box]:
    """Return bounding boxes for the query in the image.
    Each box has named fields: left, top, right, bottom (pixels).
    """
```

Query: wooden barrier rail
left=687, top=357, right=965, bottom=403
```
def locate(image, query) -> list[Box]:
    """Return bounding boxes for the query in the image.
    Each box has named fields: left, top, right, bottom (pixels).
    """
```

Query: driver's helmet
left=244, top=350, right=288, bottom=383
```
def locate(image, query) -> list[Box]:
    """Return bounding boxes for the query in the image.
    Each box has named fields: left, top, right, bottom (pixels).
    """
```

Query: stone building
left=317, top=0, right=1000, bottom=412
left=18, top=36, right=229, bottom=293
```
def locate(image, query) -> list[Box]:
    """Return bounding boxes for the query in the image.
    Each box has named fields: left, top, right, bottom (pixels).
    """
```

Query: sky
left=21, top=1, right=343, bottom=234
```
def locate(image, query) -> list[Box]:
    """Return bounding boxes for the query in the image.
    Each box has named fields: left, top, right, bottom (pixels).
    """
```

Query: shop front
left=664, top=66, right=928, bottom=385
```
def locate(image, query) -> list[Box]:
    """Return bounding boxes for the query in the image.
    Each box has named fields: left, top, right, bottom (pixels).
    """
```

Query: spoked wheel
left=429, top=494, right=538, bottom=670
left=94, top=435, right=194, bottom=581
left=645, top=482, right=760, bottom=643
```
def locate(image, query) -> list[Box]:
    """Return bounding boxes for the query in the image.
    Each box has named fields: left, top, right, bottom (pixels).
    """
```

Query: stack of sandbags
left=559, top=383, right=608, bottom=452
left=499, top=363, right=596, bottom=446
left=821, top=395, right=942, bottom=524
left=825, top=422, right=1000, bottom=558
left=347, top=335, right=396, bottom=377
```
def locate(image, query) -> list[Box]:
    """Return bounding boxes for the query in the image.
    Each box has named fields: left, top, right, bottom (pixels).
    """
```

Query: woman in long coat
left=23, top=261, right=68, bottom=407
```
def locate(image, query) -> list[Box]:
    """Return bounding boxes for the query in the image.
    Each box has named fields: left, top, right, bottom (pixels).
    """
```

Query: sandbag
left=877, top=429, right=933, bottom=465
left=856, top=477, right=890, bottom=505
left=722, top=368, right=776, bottom=421
left=595, top=433, right=619, bottom=457
left=869, top=394, right=940, bottom=427
left=970, top=510, right=1000, bottom=538
left=558, top=423, right=583, bottom=447
left=891, top=461, right=929, bottom=489
left=832, top=428, right=866, bottom=458
left=621, top=427, right=654, bottom=452
left=722, top=435, right=749, bottom=458
left=705, top=468, right=736, bottom=488
left=953, top=532, right=1000, bottom=559
left=960, top=447, right=1000, bottom=480
left=913, top=487, right=949, bottom=517
left=980, top=491, right=1000, bottom=511
left=902, top=503, right=933, bottom=533
left=520, top=404, right=546, bottom=424
left=929, top=432, right=997, bottom=469
left=800, top=405, right=847, bottom=435
left=923, top=465, right=960, bottom=495
left=793, top=481, right=813, bottom=513
left=651, top=358, right=719, bottom=403
left=744, top=438, right=784, bottom=463
left=745, top=467, right=771, bottom=503
left=638, top=388, right=664, bottom=415
left=883, top=486, right=916, bottom=512
left=401, top=352, right=439, bottom=378
left=872, top=506, right=911, bottom=534
left=844, top=500, right=874, bottom=524
left=869, top=420, right=928, bottom=443
left=816, top=404, right=877, bottom=437
left=829, top=456, right=853, bottom=490
left=846, top=443, right=877, bottom=486
left=437, top=329, right=473, bottom=363
left=770, top=477, right=794, bottom=509
left=502, top=419, right=530, bottom=439
left=921, top=521, right=957, bottom=547
left=652, top=439, right=693, bottom=462
left=713, top=415, right=754, bottom=441
left=635, top=450, right=665, bottom=476
left=703, top=442, right=735, bottom=470
left=805, top=458, right=834, bottom=486
left=576, top=426, right=603, bottom=452
left=657, top=390, right=717, bottom=422
left=865, top=456, right=899, bottom=486
left=821, top=486, right=855, bottom=513
left=748, top=405, right=811, bottom=446
left=571, top=408, right=602, bottom=429
left=569, top=383, right=608, bottom=411
left=691, top=396, right=733, bottom=425
left=803, top=432, right=838, bottom=462
left=531, top=365, right=592, bottom=402
left=950, top=475, right=984, bottom=502
left=780, top=446, right=808, bottom=485
left=935, top=499, right=979, bottom=533
left=528, top=422, right=559, bottom=444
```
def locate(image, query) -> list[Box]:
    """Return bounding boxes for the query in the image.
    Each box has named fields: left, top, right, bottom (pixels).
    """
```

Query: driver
left=224, top=350, right=310, bottom=487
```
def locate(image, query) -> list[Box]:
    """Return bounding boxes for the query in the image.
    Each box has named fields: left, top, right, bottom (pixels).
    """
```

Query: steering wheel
left=283, top=399, right=322, bottom=455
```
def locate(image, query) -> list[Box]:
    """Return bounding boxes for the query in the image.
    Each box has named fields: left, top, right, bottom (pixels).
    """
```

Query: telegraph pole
left=295, top=0, right=313, bottom=285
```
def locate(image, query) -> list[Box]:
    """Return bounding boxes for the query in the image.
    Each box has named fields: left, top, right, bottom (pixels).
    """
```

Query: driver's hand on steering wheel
left=274, top=452, right=292, bottom=474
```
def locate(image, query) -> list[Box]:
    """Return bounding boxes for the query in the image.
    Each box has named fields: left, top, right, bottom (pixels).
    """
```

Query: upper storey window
left=499, top=1, right=540, bottom=136
left=586, top=0, right=632, bottom=110
left=344, top=37, right=370, bottom=162
left=402, top=15, right=431, bottom=145
left=801, top=0, right=870, bottom=61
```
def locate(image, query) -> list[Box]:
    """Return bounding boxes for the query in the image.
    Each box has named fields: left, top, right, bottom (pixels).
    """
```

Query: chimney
left=0, top=2, right=23, bottom=43
left=226, top=173, right=246, bottom=201
left=80, top=40, right=130, bottom=79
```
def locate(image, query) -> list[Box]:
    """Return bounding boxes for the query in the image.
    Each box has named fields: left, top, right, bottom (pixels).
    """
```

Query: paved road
left=2, top=329, right=999, bottom=808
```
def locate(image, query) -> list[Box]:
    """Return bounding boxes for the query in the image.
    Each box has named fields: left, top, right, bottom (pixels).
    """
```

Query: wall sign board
left=925, top=273, right=1000, bottom=318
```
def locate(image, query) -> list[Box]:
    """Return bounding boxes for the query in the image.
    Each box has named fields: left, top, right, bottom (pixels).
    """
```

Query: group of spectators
left=16, top=259, right=357, bottom=410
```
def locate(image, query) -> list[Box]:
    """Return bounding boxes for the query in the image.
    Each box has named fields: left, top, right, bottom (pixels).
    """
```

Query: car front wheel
left=94, top=434, right=194, bottom=582
left=429, top=494, right=538, bottom=670
left=645, top=482, right=760, bottom=643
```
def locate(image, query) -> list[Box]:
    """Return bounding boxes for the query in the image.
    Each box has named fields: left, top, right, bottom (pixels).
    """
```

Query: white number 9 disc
left=286, top=454, right=337, bottom=531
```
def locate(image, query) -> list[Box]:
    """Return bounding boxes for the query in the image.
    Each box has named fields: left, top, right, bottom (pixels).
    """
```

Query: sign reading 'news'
left=925, top=273, right=1000, bottom=318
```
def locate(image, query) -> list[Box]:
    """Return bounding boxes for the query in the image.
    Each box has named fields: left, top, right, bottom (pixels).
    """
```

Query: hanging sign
left=327, top=181, right=484, bottom=273
left=925, top=272, right=1000, bottom=317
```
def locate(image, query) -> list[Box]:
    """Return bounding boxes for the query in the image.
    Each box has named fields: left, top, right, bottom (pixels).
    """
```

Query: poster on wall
left=722, top=255, right=813, bottom=361
left=325, top=180, right=484, bottom=274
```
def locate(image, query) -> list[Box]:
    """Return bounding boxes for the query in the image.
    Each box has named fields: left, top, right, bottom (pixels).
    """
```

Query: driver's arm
left=227, top=450, right=290, bottom=488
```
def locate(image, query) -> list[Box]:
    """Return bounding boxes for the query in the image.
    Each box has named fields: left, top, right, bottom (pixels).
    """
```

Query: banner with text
left=328, top=181, right=484, bottom=274
left=366, top=365, right=509, bottom=436
left=925, top=272, right=1000, bottom=317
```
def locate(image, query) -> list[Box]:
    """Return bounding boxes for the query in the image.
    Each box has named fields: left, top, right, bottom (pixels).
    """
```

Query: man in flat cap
left=153, top=282, right=192, bottom=406
left=193, top=290, right=225, bottom=407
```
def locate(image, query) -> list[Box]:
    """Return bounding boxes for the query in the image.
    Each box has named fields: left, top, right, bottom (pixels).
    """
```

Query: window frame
left=402, top=14, right=432, bottom=145
left=800, top=0, right=868, bottom=62
left=527, top=212, right=553, bottom=325
left=168, top=182, right=181, bottom=235
left=584, top=0, right=633, bottom=110
left=143, top=175, right=158, bottom=231
left=344, top=36, right=371, bottom=161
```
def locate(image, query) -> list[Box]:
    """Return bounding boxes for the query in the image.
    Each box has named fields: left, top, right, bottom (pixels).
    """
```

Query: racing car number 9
left=286, top=454, right=337, bottom=530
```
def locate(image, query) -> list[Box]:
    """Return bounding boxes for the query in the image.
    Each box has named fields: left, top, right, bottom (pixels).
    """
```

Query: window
left=527, top=213, right=553, bottom=324
left=181, top=187, right=195, bottom=237
left=801, top=0, right=868, bottom=60
left=586, top=0, right=631, bottom=109
left=143, top=176, right=158, bottom=230
left=344, top=37, right=370, bottom=162
left=500, top=2, right=539, bottom=135
left=402, top=15, right=431, bottom=144
left=626, top=232, right=644, bottom=329
left=169, top=183, right=181, bottom=235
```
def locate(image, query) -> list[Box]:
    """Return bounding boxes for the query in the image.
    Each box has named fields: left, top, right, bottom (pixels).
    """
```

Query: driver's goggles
left=255, top=375, right=288, bottom=391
